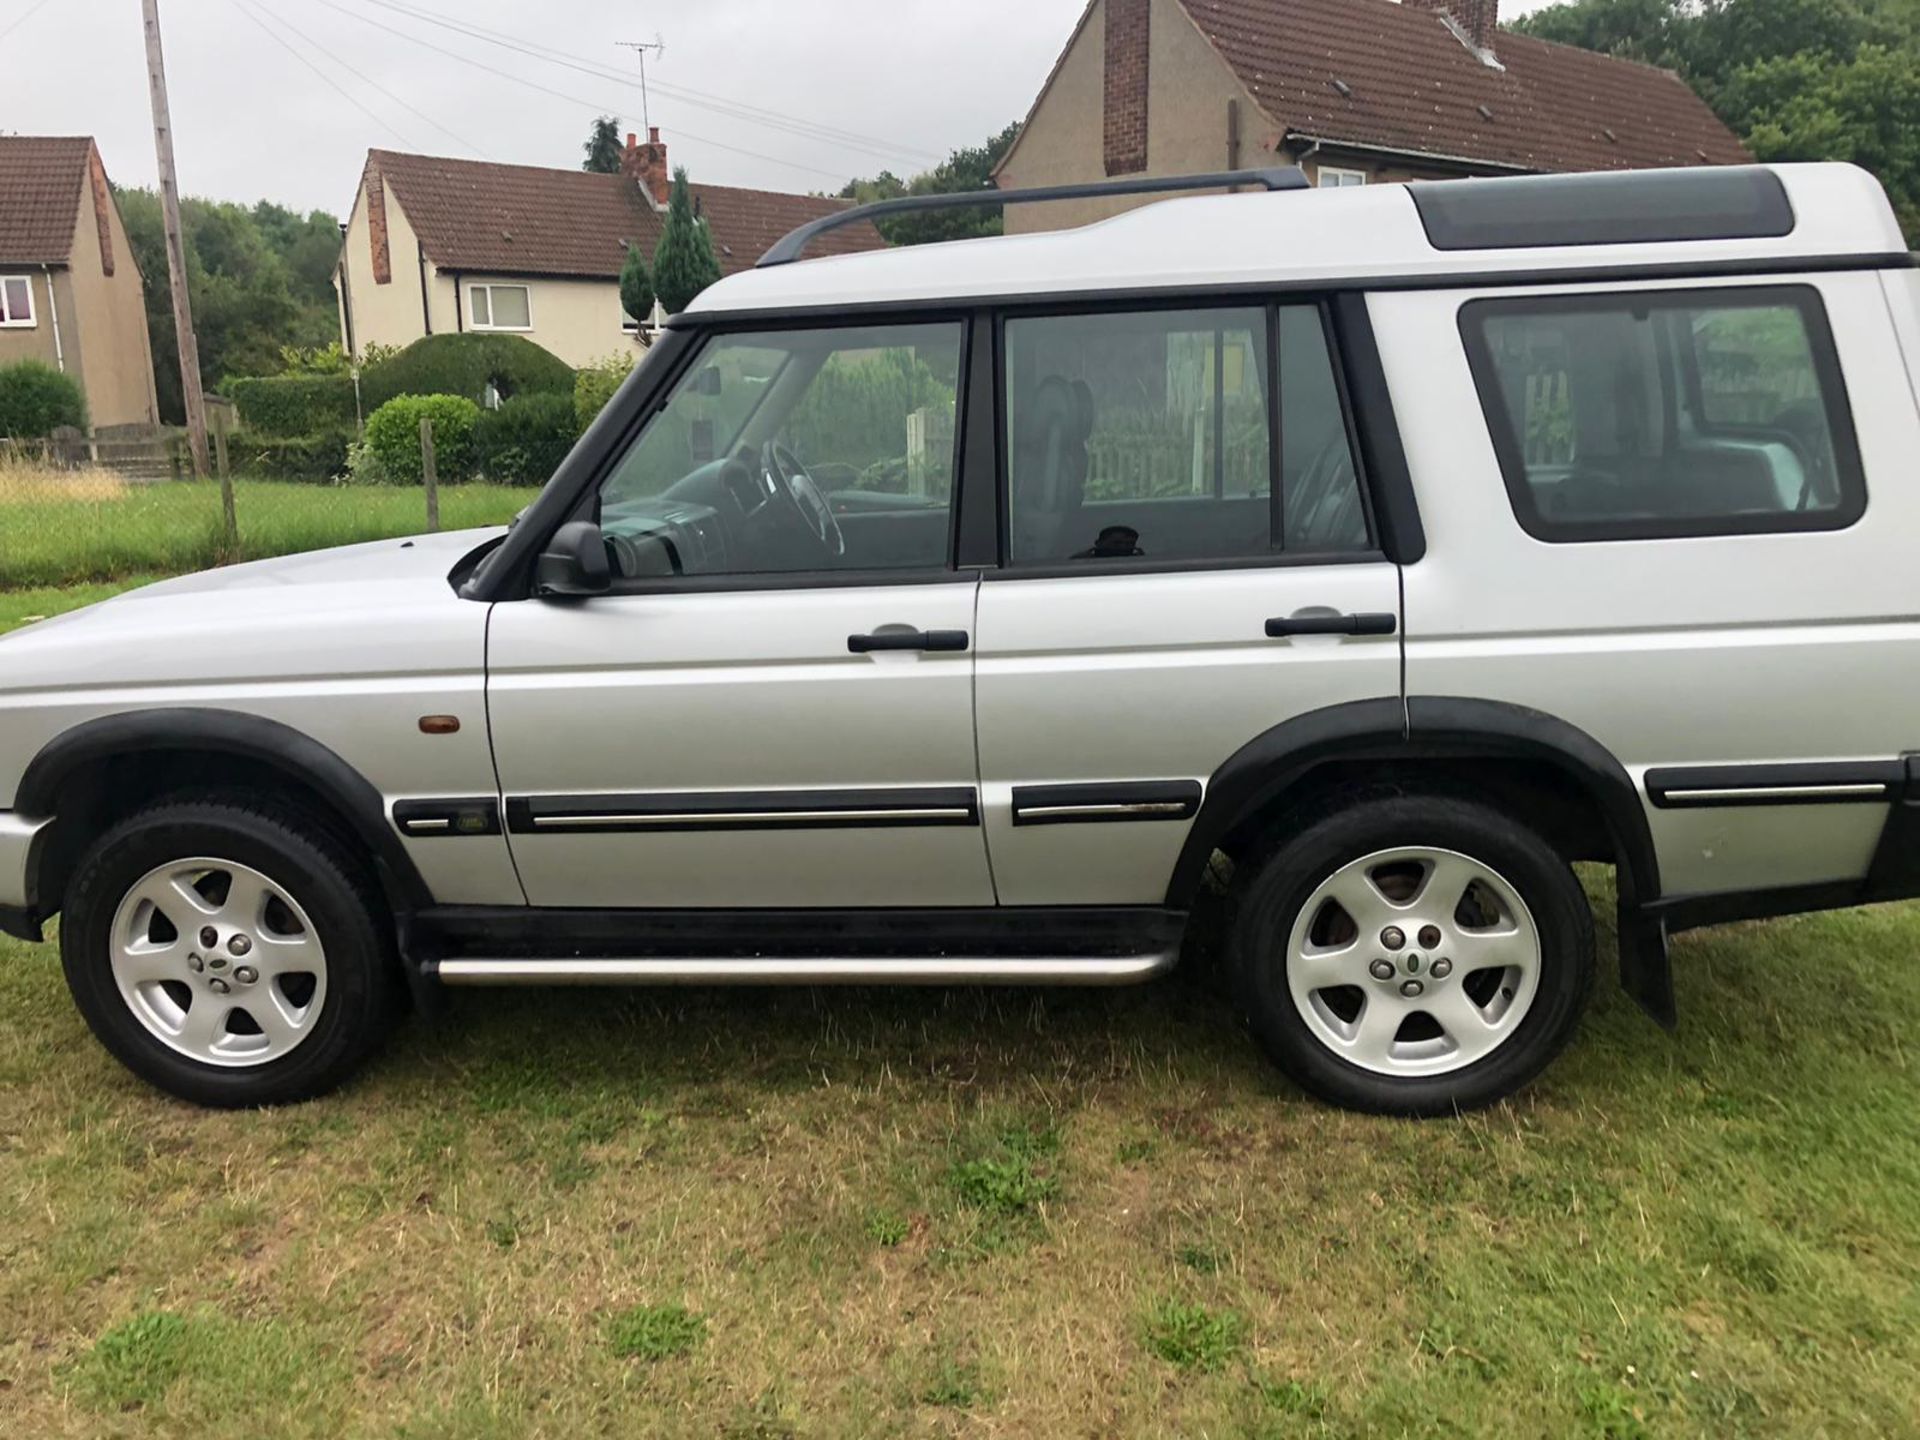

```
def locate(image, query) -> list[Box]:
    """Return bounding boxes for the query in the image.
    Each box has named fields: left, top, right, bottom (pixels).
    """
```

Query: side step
left=436, top=953, right=1176, bottom=987
left=412, top=905, right=1187, bottom=988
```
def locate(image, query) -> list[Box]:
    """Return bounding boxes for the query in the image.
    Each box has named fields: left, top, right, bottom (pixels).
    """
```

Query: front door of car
left=486, top=318, right=996, bottom=909
left=972, top=301, right=1404, bottom=905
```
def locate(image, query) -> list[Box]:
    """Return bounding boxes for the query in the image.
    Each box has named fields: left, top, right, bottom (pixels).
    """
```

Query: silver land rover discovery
left=4, top=161, right=1917, bottom=1115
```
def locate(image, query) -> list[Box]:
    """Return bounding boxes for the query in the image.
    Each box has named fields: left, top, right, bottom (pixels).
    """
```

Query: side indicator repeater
left=419, top=715, right=461, bottom=736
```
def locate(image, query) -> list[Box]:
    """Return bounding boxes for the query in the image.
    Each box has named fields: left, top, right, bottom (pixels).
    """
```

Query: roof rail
left=757, top=167, right=1310, bottom=268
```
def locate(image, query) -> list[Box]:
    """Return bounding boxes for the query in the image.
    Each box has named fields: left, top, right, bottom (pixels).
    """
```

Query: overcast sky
left=3, top=0, right=1550, bottom=217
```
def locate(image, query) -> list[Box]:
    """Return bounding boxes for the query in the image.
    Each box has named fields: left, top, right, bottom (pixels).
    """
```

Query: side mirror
left=534, top=520, right=611, bottom=598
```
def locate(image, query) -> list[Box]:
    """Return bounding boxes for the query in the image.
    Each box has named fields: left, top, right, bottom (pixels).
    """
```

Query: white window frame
left=467, top=282, right=534, bottom=333
left=1316, top=166, right=1367, bottom=188
left=0, top=274, right=36, bottom=328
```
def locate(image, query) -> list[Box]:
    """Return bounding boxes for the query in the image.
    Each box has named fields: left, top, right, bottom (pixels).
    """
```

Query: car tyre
left=60, top=796, right=400, bottom=1107
left=1230, top=792, right=1594, bottom=1116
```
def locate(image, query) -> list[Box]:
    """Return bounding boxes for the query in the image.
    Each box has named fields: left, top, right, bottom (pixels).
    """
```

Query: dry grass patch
left=0, top=458, right=129, bottom=504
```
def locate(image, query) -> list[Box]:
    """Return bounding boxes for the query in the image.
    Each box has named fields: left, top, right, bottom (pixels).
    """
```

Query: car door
left=973, top=300, right=1404, bottom=905
left=486, top=317, right=996, bottom=909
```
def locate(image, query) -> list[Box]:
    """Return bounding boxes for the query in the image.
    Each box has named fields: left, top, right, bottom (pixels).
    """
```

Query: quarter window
left=1462, top=286, right=1864, bottom=541
left=469, top=283, right=532, bottom=331
left=595, top=322, right=965, bottom=581
left=1002, top=304, right=1370, bottom=565
left=0, top=275, right=34, bottom=327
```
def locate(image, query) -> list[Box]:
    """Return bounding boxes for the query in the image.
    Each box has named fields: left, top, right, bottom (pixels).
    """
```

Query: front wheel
left=1230, top=794, right=1594, bottom=1115
left=61, top=798, right=399, bottom=1107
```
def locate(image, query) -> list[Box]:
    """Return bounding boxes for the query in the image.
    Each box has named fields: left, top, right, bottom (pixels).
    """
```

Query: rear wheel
left=61, top=798, right=398, bottom=1107
left=1230, top=794, right=1594, bottom=1115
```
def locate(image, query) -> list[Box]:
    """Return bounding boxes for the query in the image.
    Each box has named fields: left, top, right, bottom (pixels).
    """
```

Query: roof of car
left=683, top=164, right=1906, bottom=322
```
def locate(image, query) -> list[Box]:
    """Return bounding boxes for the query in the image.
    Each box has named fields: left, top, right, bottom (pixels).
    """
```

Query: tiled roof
left=0, top=136, right=91, bottom=263
left=366, top=150, right=884, bottom=279
left=1180, top=0, right=1749, bottom=172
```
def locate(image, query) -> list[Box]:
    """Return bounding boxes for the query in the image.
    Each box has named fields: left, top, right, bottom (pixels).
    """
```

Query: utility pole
left=616, top=36, right=665, bottom=133
left=142, top=0, right=217, bottom=510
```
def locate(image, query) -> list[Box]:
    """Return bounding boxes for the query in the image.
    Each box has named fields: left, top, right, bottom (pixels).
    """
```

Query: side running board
left=413, top=905, right=1187, bottom=988
left=435, top=953, right=1176, bottom=987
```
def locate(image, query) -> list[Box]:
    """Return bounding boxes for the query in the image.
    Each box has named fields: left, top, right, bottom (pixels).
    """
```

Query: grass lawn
left=0, top=467, right=541, bottom=590
left=2, top=877, right=1917, bottom=1437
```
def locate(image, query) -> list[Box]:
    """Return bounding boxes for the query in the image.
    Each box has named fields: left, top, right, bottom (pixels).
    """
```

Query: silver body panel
left=1381, top=271, right=1920, bottom=897
left=485, top=580, right=997, bottom=908
left=974, top=567, right=1402, bottom=904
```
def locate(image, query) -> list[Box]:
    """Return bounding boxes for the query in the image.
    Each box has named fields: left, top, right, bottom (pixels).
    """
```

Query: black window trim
left=570, top=311, right=980, bottom=598
left=987, top=292, right=1390, bottom=581
left=1458, top=282, right=1869, bottom=545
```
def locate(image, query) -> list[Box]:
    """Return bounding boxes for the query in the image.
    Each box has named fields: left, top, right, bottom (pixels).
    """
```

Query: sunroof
left=1410, top=167, right=1795, bottom=251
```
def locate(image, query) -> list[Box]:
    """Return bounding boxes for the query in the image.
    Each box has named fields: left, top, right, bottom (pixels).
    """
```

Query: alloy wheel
left=108, top=857, right=329, bottom=1069
left=1285, top=846, right=1541, bottom=1078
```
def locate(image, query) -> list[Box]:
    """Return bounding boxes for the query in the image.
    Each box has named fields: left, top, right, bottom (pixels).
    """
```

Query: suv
left=5, top=163, right=1916, bottom=1114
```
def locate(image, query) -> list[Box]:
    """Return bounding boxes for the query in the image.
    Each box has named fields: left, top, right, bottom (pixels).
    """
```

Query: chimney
left=1404, top=0, right=1500, bottom=58
left=623, top=126, right=670, bottom=208
left=1103, top=0, right=1149, bottom=176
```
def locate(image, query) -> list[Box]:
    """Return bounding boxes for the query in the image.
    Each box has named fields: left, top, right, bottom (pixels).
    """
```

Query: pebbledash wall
left=0, top=151, right=159, bottom=429
left=335, top=169, right=642, bottom=371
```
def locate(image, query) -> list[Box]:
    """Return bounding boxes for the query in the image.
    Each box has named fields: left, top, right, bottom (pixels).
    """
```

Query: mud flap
left=1616, top=900, right=1675, bottom=1030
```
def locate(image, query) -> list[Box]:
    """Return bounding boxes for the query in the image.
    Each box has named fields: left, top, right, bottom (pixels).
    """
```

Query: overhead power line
left=254, top=0, right=488, bottom=158
left=301, top=0, right=861, bottom=182
left=230, top=0, right=421, bottom=150
left=344, top=0, right=943, bottom=167
left=0, top=0, right=57, bottom=43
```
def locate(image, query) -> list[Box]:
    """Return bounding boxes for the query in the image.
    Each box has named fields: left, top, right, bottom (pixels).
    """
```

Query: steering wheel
left=762, top=441, right=845, bottom=559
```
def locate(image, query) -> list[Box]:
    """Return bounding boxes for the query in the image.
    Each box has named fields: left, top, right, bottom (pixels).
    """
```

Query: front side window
left=595, top=321, right=964, bottom=580
left=469, top=283, right=532, bottom=331
left=1003, top=304, right=1369, bottom=565
left=1462, top=286, right=1864, bottom=541
left=0, top=276, right=33, bottom=327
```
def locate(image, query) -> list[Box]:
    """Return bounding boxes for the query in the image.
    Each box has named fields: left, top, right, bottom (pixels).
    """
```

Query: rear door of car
left=971, top=297, right=1406, bottom=905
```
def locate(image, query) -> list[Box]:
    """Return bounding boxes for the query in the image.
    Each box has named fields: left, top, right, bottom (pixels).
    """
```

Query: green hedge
left=225, top=426, right=353, bottom=482
left=365, top=394, right=479, bottom=484
left=223, top=375, right=357, bottom=437
left=361, top=333, right=574, bottom=412
left=474, top=391, right=578, bottom=484
left=575, top=352, right=637, bottom=431
left=0, top=360, right=87, bottom=438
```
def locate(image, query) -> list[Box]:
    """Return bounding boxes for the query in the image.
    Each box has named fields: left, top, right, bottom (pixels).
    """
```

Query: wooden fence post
left=420, top=416, right=440, bottom=533
left=211, top=403, right=237, bottom=551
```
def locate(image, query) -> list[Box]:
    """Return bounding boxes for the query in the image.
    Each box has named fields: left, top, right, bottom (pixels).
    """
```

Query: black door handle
left=1265, top=612, right=1398, bottom=638
left=848, top=629, right=970, bottom=654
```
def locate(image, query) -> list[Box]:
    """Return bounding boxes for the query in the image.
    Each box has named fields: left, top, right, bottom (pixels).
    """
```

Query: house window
left=0, top=276, right=35, bottom=328
left=468, top=283, right=532, bottom=331
left=1317, top=166, right=1367, bottom=188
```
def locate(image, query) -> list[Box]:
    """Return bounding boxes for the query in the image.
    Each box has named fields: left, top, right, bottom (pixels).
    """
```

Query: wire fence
left=0, top=425, right=551, bottom=593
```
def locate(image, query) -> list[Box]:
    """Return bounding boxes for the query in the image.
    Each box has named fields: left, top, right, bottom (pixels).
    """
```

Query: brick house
left=996, top=0, right=1750, bottom=231
left=0, top=137, right=160, bottom=430
left=334, top=130, right=885, bottom=368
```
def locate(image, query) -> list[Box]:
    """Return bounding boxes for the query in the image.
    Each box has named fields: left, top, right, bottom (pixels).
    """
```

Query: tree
left=652, top=167, right=722, bottom=314
left=117, top=187, right=341, bottom=423
left=619, top=241, right=656, bottom=329
left=1514, top=0, right=1920, bottom=242
left=842, top=122, right=1023, bottom=246
left=583, top=116, right=624, bottom=175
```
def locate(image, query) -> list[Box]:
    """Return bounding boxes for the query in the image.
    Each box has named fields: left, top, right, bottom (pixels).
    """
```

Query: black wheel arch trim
left=14, top=709, right=436, bottom=920
left=1168, top=695, right=1672, bottom=1025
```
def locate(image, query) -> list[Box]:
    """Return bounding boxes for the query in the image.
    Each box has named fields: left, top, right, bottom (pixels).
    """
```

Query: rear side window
left=1461, top=286, right=1864, bottom=542
left=1002, top=304, right=1371, bottom=566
